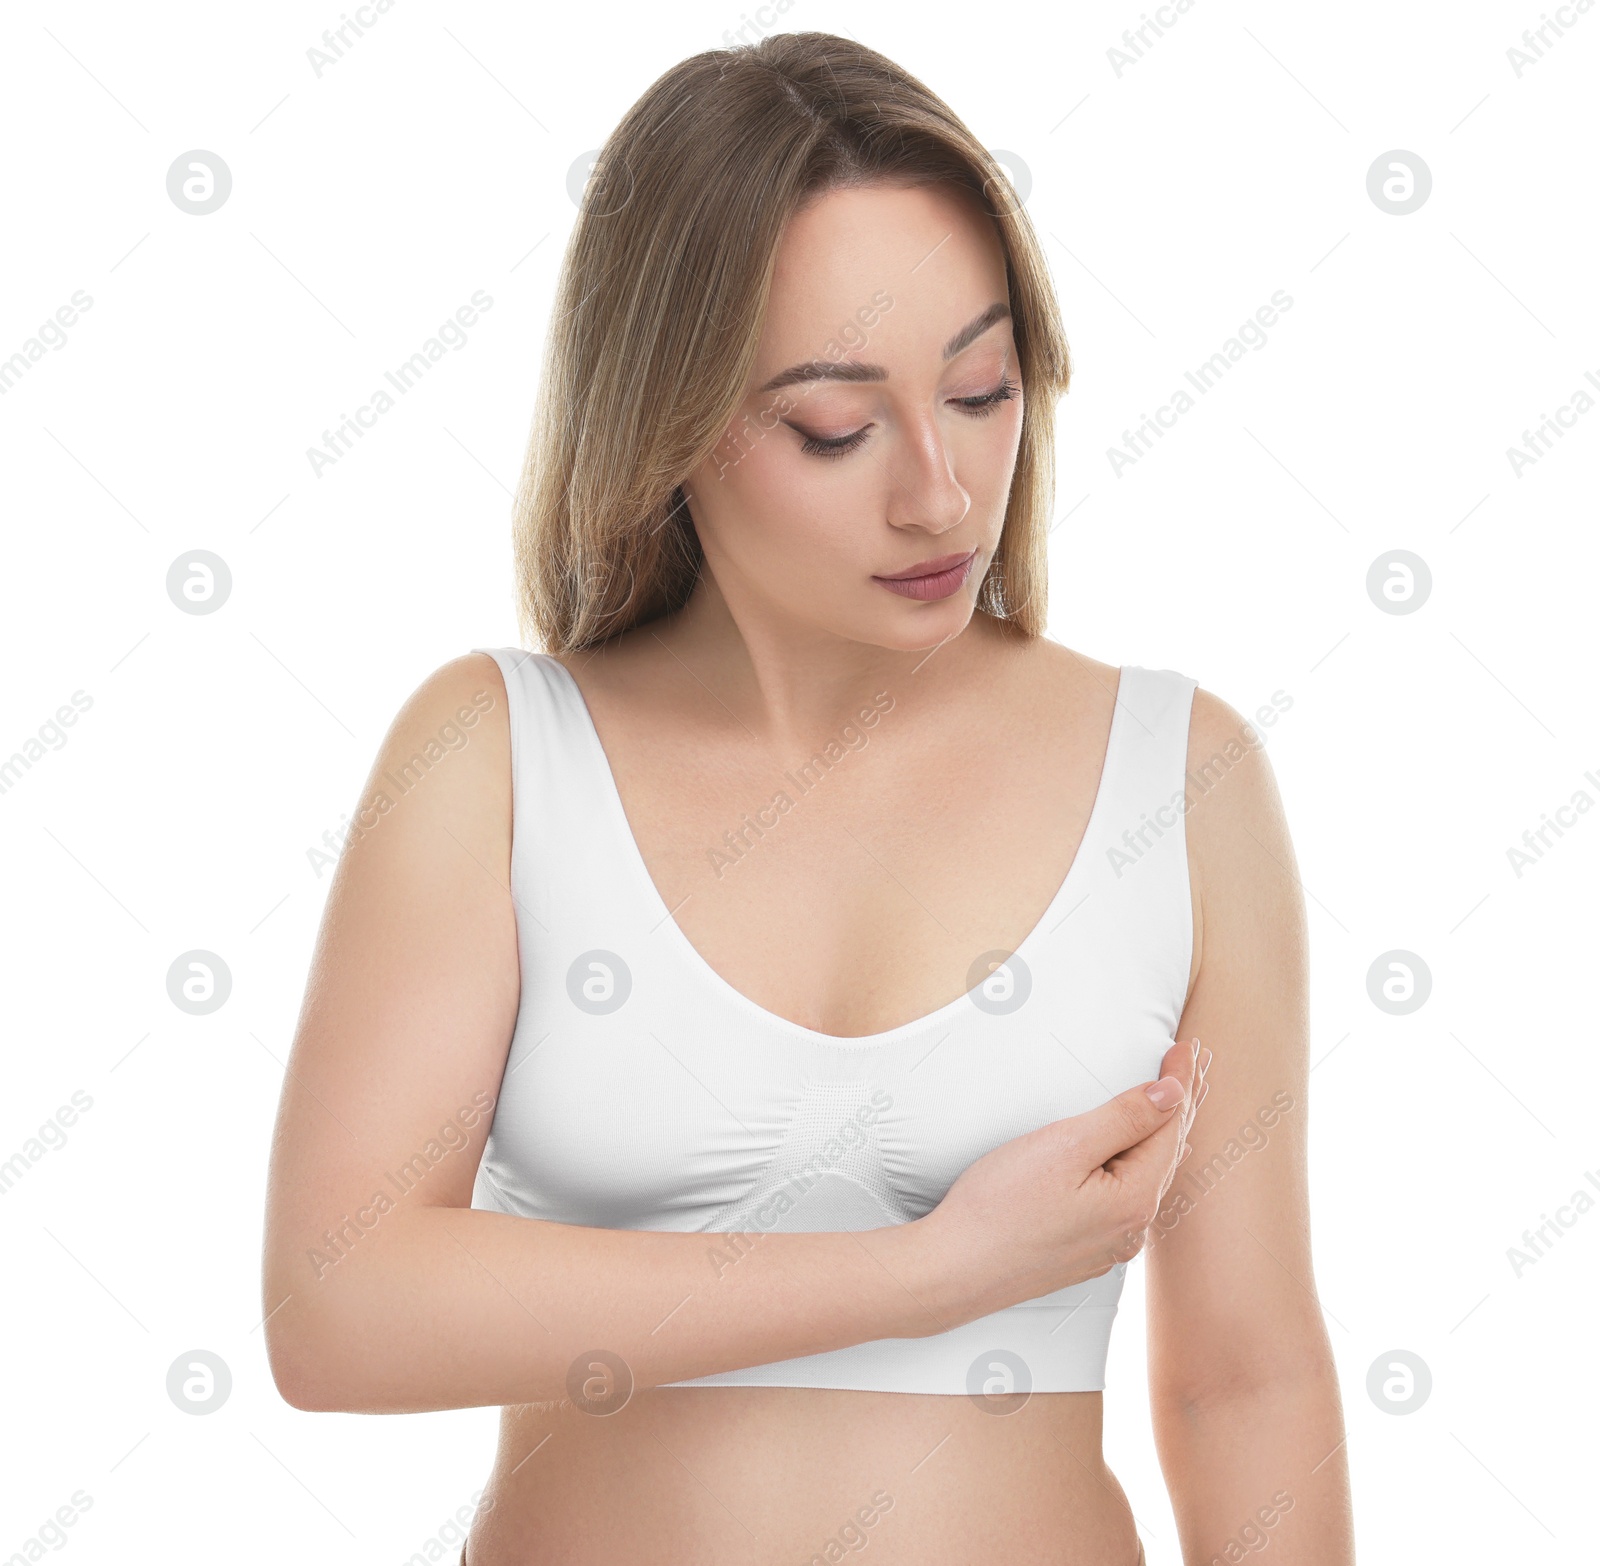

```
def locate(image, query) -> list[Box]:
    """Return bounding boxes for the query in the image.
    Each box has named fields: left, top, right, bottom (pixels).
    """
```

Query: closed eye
left=793, top=378, right=1021, bottom=460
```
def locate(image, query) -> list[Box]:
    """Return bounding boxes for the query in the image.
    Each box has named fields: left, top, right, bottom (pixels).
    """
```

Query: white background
left=2, top=1, right=1596, bottom=1561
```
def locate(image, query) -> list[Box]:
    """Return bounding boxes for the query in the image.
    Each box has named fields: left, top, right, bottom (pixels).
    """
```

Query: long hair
left=513, top=31, right=1072, bottom=654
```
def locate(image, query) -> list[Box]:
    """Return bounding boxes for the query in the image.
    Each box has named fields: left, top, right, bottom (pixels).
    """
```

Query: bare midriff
left=465, top=1388, right=1139, bottom=1565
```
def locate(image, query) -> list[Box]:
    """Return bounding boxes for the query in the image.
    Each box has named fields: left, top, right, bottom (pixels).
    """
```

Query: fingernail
left=1145, top=1077, right=1183, bottom=1109
left=1200, top=1047, right=1212, bottom=1070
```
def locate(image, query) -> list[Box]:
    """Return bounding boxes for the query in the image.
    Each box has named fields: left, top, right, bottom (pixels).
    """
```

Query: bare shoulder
left=1183, top=684, right=1297, bottom=863
left=387, top=650, right=509, bottom=742
left=347, top=651, right=513, bottom=880
left=1180, top=682, right=1305, bottom=1003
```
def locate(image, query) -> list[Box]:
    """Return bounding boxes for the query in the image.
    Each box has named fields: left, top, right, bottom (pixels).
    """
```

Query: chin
left=864, top=596, right=979, bottom=652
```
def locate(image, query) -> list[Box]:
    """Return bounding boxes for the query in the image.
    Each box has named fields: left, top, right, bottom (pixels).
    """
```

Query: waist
left=472, top=1386, right=1138, bottom=1566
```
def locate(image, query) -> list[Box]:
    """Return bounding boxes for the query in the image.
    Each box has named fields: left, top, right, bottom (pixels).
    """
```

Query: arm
left=1145, top=689, right=1355, bottom=1564
left=261, top=653, right=946, bottom=1414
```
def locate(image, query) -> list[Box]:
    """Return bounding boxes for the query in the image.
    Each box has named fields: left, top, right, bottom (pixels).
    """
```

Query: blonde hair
left=512, top=31, right=1072, bottom=654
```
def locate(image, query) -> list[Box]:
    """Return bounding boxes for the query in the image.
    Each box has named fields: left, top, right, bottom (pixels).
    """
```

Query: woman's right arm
left=261, top=653, right=1202, bottom=1415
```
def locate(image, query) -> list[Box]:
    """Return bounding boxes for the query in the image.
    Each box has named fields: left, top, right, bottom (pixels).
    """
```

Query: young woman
left=263, top=32, right=1354, bottom=1566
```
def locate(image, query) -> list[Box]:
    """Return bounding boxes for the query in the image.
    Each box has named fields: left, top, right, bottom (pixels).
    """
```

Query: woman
left=263, top=32, right=1354, bottom=1565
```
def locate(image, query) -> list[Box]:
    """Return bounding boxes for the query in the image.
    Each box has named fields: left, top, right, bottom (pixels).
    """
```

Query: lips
left=871, top=548, right=978, bottom=602
left=874, top=549, right=976, bottom=582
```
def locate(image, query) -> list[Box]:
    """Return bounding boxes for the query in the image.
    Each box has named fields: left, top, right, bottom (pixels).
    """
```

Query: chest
left=478, top=652, right=1197, bottom=1234
left=592, top=698, right=1112, bottom=1040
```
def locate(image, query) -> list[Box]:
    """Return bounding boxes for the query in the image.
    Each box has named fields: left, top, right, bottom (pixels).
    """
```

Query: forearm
left=264, top=1204, right=960, bottom=1414
left=1151, top=1368, right=1355, bottom=1566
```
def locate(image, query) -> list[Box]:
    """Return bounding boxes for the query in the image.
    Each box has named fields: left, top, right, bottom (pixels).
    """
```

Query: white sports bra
left=469, top=645, right=1197, bottom=1395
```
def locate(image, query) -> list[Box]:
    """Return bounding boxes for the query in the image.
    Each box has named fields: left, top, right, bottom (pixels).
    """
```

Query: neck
left=635, top=571, right=1017, bottom=747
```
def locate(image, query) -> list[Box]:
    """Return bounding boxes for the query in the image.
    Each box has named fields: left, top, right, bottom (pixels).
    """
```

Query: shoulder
left=1183, top=683, right=1295, bottom=838
left=348, top=651, right=513, bottom=877
left=381, top=651, right=511, bottom=768
left=1181, top=681, right=1302, bottom=940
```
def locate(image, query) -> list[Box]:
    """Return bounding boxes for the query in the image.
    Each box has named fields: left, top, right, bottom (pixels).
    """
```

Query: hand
left=911, top=1037, right=1210, bottom=1329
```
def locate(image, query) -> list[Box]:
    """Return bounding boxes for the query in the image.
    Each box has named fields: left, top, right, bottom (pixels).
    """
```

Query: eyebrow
left=755, top=301, right=1012, bottom=395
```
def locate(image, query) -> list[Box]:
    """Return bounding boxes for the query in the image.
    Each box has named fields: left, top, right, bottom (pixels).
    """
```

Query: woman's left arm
left=1146, top=688, right=1356, bottom=1565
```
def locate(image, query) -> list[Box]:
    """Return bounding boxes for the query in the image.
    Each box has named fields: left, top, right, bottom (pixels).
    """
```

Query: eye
left=952, top=377, right=1021, bottom=416
left=792, top=378, right=1022, bottom=460
left=798, top=426, right=873, bottom=460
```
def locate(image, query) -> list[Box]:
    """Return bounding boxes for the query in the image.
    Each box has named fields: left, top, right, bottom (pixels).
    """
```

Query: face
left=681, top=180, right=1024, bottom=653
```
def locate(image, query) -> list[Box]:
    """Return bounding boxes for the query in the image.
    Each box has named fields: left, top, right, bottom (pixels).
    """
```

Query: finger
left=1172, top=1039, right=1201, bottom=1139
left=1101, top=1077, right=1193, bottom=1182
left=1160, top=1037, right=1195, bottom=1083
left=1066, top=1068, right=1191, bottom=1172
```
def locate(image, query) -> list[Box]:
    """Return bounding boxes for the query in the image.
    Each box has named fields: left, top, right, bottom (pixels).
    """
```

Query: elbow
left=262, top=1277, right=367, bottom=1413
left=269, top=1361, right=343, bottom=1415
left=1152, top=1356, right=1342, bottom=1425
left=265, top=1315, right=348, bottom=1413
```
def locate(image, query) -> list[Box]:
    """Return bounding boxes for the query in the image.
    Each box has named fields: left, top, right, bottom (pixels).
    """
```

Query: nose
left=882, top=409, right=972, bottom=537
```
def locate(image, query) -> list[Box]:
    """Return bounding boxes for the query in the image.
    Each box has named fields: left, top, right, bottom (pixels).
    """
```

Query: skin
left=262, top=181, right=1353, bottom=1564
